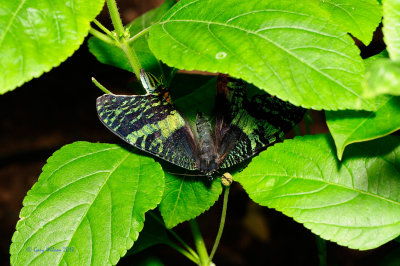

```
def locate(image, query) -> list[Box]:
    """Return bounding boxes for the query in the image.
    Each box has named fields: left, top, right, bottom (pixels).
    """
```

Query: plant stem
left=316, top=236, right=327, bottom=266
left=106, top=0, right=125, bottom=38
left=148, top=212, right=199, bottom=261
left=209, top=185, right=230, bottom=263
left=120, top=39, right=142, bottom=79
left=128, top=26, right=152, bottom=43
left=305, top=112, right=312, bottom=135
left=293, top=125, right=301, bottom=136
left=104, top=0, right=142, bottom=79
left=92, top=77, right=111, bottom=94
left=89, top=28, right=115, bottom=45
left=93, top=19, right=114, bottom=38
left=189, top=220, right=209, bottom=266
left=166, top=241, right=199, bottom=264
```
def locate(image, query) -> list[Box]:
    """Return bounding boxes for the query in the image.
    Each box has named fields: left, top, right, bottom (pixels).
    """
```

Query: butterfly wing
left=215, top=75, right=306, bottom=169
left=96, top=94, right=198, bottom=170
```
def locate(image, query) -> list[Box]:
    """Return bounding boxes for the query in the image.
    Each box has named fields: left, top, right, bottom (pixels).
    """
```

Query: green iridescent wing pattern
left=96, top=94, right=198, bottom=170
left=216, top=75, right=306, bottom=169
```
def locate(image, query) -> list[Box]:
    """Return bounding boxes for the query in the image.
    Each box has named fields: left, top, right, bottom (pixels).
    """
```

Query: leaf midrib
left=339, top=97, right=394, bottom=156
left=23, top=152, right=130, bottom=265
left=0, top=0, right=27, bottom=48
left=57, top=153, right=131, bottom=265
left=158, top=19, right=366, bottom=102
left=167, top=177, right=185, bottom=227
left=244, top=173, right=400, bottom=207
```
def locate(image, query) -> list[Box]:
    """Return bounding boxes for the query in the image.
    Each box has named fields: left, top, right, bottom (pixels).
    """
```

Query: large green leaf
left=383, top=0, right=400, bottom=60
left=0, top=0, right=105, bottom=94
left=236, top=134, right=400, bottom=250
left=319, top=0, right=382, bottom=45
left=88, top=0, right=176, bottom=75
left=159, top=172, right=222, bottom=228
left=10, top=142, right=164, bottom=265
left=148, top=0, right=375, bottom=110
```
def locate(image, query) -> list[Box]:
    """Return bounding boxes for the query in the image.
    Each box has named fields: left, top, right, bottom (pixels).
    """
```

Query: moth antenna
left=166, top=171, right=202, bottom=177
left=215, top=170, right=223, bottom=176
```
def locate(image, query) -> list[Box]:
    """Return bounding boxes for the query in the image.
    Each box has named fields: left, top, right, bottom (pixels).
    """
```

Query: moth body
left=195, top=112, right=219, bottom=177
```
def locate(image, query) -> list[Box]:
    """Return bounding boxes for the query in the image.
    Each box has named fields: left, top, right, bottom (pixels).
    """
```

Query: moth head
left=200, top=167, right=217, bottom=181
left=140, top=69, right=164, bottom=94
left=205, top=171, right=215, bottom=182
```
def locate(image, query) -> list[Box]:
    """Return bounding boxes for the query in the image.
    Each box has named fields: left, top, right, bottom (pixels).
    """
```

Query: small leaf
left=149, top=0, right=374, bottom=110
left=319, top=0, right=382, bottom=45
left=383, top=0, right=400, bottom=60
left=159, top=173, right=222, bottom=228
left=88, top=0, right=176, bottom=75
left=236, top=134, right=400, bottom=250
left=326, top=96, right=400, bottom=159
left=10, top=142, right=164, bottom=265
left=0, top=0, right=105, bottom=94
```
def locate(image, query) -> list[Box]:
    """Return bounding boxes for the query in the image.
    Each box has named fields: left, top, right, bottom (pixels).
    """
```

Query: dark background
left=0, top=1, right=397, bottom=265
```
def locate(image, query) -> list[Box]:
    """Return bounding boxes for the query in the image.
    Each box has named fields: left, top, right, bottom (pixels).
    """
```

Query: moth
left=96, top=70, right=305, bottom=180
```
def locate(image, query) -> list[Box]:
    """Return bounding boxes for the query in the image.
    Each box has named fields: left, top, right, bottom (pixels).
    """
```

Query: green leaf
left=159, top=173, right=222, bottom=228
left=134, top=255, right=164, bottom=266
left=128, top=211, right=170, bottom=255
left=327, top=51, right=400, bottom=159
left=362, top=59, right=400, bottom=98
left=326, top=96, right=400, bottom=159
left=174, top=76, right=217, bottom=122
left=236, top=134, right=400, bottom=250
left=0, top=0, right=105, bottom=94
left=169, top=73, right=216, bottom=99
left=383, top=0, right=400, bottom=60
left=148, top=0, right=374, bottom=110
left=88, top=0, right=176, bottom=75
left=319, top=0, right=382, bottom=45
left=380, top=246, right=400, bottom=266
left=10, top=142, right=164, bottom=265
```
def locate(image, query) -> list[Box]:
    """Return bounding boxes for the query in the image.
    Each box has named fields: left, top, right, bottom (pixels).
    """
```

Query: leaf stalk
left=189, top=220, right=210, bottom=266
left=209, top=185, right=230, bottom=263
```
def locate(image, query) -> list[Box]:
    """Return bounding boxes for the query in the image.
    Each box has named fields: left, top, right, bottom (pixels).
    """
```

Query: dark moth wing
left=96, top=94, right=198, bottom=170
left=215, top=75, right=306, bottom=169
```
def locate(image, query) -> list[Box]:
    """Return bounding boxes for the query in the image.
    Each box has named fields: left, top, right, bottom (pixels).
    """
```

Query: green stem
left=305, top=112, right=312, bottom=135
left=166, top=241, right=199, bottom=264
left=105, top=0, right=143, bottom=79
left=120, top=39, right=142, bottom=79
left=93, top=19, right=114, bottom=38
left=293, top=125, right=301, bottom=136
left=92, top=77, right=111, bottom=94
left=316, top=236, right=327, bottom=266
left=209, top=186, right=230, bottom=263
left=89, top=28, right=115, bottom=45
left=106, top=0, right=125, bottom=38
left=148, top=212, right=199, bottom=261
left=128, top=26, right=152, bottom=44
left=189, top=220, right=209, bottom=266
